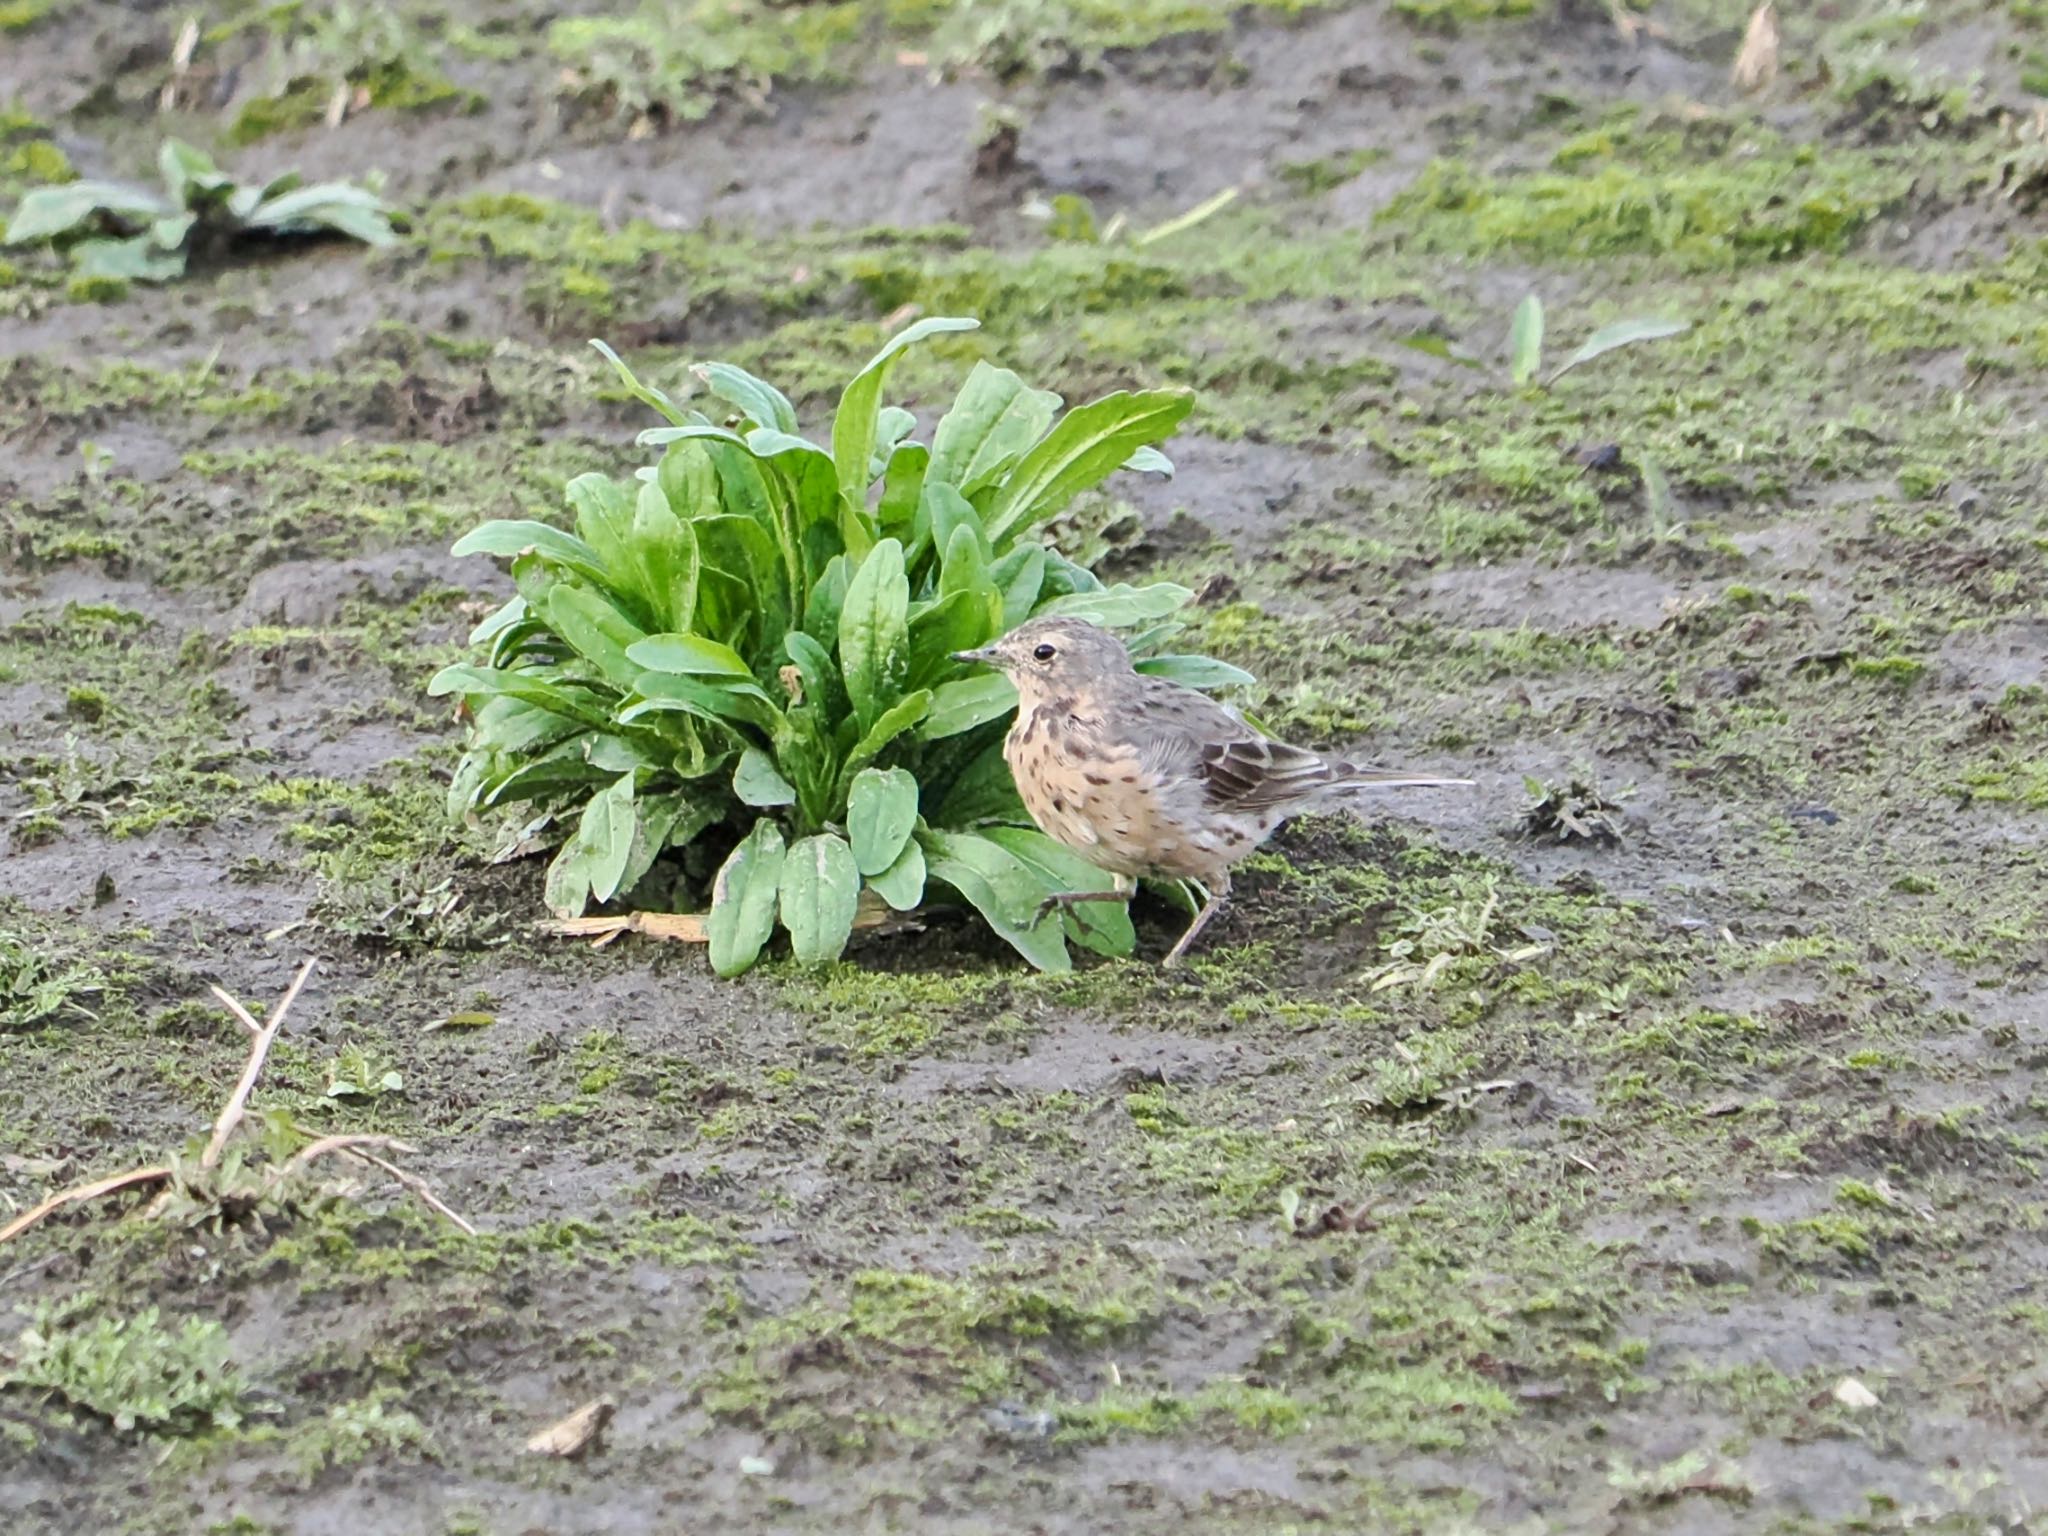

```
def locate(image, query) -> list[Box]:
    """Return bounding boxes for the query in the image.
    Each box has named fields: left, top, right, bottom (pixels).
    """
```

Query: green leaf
left=803, top=552, right=852, bottom=642
left=622, top=672, right=779, bottom=736
left=1122, top=445, right=1174, bottom=477
left=933, top=738, right=1028, bottom=827
left=919, top=672, right=1017, bottom=740
left=451, top=520, right=611, bottom=590
left=544, top=584, right=648, bottom=688
left=693, top=360, right=799, bottom=435
left=71, top=235, right=187, bottom=283
left=1549, top=317, right=1691, bottom=383
left=579, top=773, right=639, bottom=904
left=783, top=631, right=848, bottom=721
left=6, top=182, right=169, bottom=244
left=592, top=338, right=694, bottom=428
left=613, top=790, right=708, bottom=902
left=426, top=663, right=615, bottom=729
left=158, top=139, right=230, bottom=205
left=982, top=389, right=1194, bottom=545
left=831, top=315, right=980, bottom=506
left=779, top=833, right=862, bottom=966
left=847, top=766, right=919, bottom=876
left=908, top=589, right=998, bottom=687
left=981, top=825, right=1136, bottom=957
left=837, top=538, right=911, bottom=733
left=919, top=828, right=1070, bottom=972
left=626, top=632, right=754, bottom=679
left=543, top=838, right=594, bottom=919
left=866, top=838, right=926, bottom=911
left=565, top=474, right=639, bottom=594
left=734, top=746, right=797, bottom=807
left=838, top=689, right=932, bottom=793
left=708, top=819, right=786, bottom=977
left=877, top=441, right=929, bottom=542
left=1035, top=581, right=1193, bottom=627
left=629, top=477, right=700, bottom=635
left=928, top=362, right=1063, bottom=496
left=992, top=545, right=1047, bottom=629
left=1509, top=293, right=1544, bottom=387
left=1134, top=653, right=1257, bottom=690
left=247, top=183, right=396, bottom=245
left=475, top=736, right=617, bottom=810
left=938, top=517, right=997, bottom=603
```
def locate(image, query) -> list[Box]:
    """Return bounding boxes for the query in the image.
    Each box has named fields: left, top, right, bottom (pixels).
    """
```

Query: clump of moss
left=1378, top=135, right=1905, bottom=268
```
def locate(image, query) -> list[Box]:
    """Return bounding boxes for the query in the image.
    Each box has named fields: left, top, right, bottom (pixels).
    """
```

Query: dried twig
left=209, top=984, right=263, bottom=1037
left=542, top=893, right=910, bottom=946
left=200, top=958, right=315, bottom=1172
left=0, top=1165, right=173, bottom=1245
left=344, top=1148, right=478, bottom=1237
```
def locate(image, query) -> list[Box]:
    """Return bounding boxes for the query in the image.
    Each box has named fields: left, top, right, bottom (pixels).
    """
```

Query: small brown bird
left=953, top=617, right=1472, bottom=966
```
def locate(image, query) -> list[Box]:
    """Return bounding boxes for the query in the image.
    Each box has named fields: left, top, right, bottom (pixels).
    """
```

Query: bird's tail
left=1328, top=768, right=1474, bottom=792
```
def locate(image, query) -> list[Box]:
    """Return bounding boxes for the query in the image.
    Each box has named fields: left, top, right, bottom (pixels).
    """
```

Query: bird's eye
left=1032, top=643, right=1057, bottom=661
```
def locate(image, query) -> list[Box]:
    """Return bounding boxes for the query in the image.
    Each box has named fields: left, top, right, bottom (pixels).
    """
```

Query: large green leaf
left=5, top=182, right=169, bottom=244
left=73, top=235, right=187, bottom=283
left=837, top=538, right=910, bottom=733
left=919, top=672, right=1017, bottom=740
left=579, top=772, right=640, bottom=904
left=246, top=182, right=396, bottom=244
left=932, top=737, right=1028, bottom=827
left=708, top=819, right=786, bottom=977
left=783, top=631, right=849, bottom=721
left=779, top=833, right=862, bottom=966
left=630, top=477, right=700, bottom=635
left=426, top=663, right=615, bottom=730
left=625, top=632, right=753, bottom=678
left=919, top=828, right=1070, bottom=973
left=1134, top=653, right=1257, bottom=690
left=803, top=553, right=851, bottom=643
left=836, top=689, right=932, bottom=796
left=451, top=521, right=611, bottom=591
left=591, top=339, right=694, bottom=427
left=694, top=360, right=799, bottom=435
left=927, top=362, right=1063, bottom=496
left=847, top=766, right=919, bottom=876
left=1549, top=317, right=1691, bottom=383
left=565, top=474, right=640, bottom=604
left=981, top=825, right=1135, bottom=958
left=991, top=546, right=1047, bottom=628
left=1035, top=582, right=1193, bottom=627
left=734, top=746, right=797, bottom=807
left=982, top=389, right=1194, bottom=545
left=620, top=672, right=780, bottom=735
left=831, top=315, right=979, bottom=508
left=907, top=589, right=998, bottom=687
left=877, top=442, right=929, bottom=545
left=544, top=584, right=648, bottom=689
left=866, top=837, right=926, bottom=911
left=157, top=140, right=230, bottom=206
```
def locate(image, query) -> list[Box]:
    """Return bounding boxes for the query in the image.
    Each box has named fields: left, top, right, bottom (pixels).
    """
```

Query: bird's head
left=952, top=617, right=1134, bottom=699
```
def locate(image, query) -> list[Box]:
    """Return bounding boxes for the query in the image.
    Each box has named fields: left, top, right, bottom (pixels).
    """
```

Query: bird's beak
left=951, top=646, right=1000, bottom=667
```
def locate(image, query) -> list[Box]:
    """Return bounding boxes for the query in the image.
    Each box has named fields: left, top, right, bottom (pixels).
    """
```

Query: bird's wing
left=1129, top=678, right=1337, bottom=814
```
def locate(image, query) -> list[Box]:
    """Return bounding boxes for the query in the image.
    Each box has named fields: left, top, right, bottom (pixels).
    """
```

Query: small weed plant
left=436, top=317, right=1248, bottom=974
left=3, top=1301, right=245, bottom=1436
left=4, top=139, right=397, bottom=285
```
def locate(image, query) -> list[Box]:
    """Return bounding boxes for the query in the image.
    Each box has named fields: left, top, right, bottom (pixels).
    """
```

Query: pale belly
left=1003, top=725, right=1244, bottom=882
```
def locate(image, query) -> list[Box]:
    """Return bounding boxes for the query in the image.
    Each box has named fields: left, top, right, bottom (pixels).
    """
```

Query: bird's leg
left=1032, top=874, right=1136, bottom=931
left=1162, top=876, right=1231, bottom=968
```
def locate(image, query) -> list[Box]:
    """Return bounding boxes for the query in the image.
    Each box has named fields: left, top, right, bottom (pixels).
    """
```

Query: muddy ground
left=2, top=0, right=2047, bottom=1531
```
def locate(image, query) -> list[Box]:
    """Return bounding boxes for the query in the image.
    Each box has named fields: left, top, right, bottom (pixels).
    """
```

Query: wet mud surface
left=2, top=0, right=2047, bottom=1532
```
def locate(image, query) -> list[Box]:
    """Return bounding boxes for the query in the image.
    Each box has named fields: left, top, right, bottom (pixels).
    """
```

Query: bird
left=952, top=617, right=1472, bottom=966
